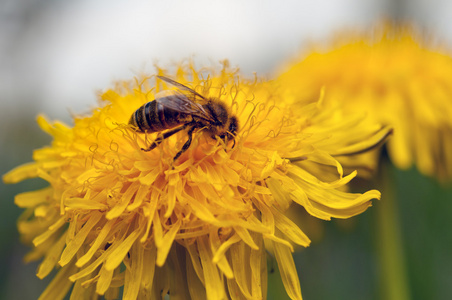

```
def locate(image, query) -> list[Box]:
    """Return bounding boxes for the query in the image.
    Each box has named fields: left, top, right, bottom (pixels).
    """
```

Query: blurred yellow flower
left=276, top=24, right=452, bottom=180
left=4, top=62, right=389, bottom=299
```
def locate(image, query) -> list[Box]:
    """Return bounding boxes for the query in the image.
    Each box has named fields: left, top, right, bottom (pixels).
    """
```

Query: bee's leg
left=231, top=138, right=236, bottom=149
left=141, top=125, right=187, bottom=152
left=173, top=126, right=196, bottom=161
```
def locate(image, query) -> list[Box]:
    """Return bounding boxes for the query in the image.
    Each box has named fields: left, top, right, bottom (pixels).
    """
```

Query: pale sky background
left=2, top=0, right=452, bottom=122
left=0, top=0, right=401, bottom=121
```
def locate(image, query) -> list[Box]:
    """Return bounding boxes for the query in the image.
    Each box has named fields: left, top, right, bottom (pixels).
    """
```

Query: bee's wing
left=158, top=94, right=216, bottom=123
left=157, top=75, right=206, bottom=101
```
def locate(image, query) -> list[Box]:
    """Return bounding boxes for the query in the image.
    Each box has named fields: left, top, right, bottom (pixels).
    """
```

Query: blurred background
left=2, top=0, right=452, bottom=299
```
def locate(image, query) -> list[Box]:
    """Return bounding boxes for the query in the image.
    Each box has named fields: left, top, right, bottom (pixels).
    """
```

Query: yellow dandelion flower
left=4, top=62, right=390, bottom=300
left=276, top=23, right=452, bottom=180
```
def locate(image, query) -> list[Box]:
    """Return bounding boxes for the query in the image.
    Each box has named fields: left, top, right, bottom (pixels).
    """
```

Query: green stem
left=375, top=162, right=410, bottom=300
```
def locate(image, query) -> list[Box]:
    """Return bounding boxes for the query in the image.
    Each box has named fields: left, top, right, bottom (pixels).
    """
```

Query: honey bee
left=129, top=76, right=238, bottom=161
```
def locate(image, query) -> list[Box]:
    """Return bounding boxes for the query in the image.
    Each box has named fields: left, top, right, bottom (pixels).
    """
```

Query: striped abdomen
left=129, top=99, right=192, bottom=133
